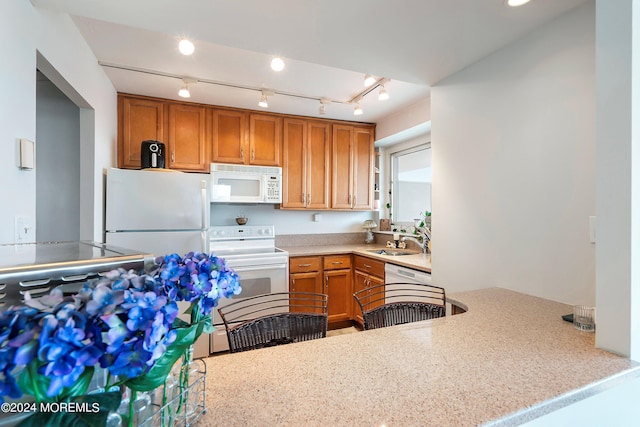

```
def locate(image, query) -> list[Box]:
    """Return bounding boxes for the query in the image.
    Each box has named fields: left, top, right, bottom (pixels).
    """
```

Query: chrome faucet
left=401, top=222, right=431, bottom=253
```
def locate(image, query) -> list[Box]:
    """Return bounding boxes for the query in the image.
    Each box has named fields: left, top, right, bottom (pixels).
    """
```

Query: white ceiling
left=32, top=0, right=589, bottom=127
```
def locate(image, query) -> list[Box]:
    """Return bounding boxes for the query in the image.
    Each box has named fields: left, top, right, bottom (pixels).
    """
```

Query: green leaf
left=202, top=315, right=215, bottom=334
left=18, top=364, right=95, bottom=402
left=16, top=391, right=121, bottom=427
left=124, top=323, right=200, bottom=392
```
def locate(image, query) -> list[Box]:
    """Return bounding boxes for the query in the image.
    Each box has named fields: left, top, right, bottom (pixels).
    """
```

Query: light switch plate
left=19, top=138, right=35, bottom=169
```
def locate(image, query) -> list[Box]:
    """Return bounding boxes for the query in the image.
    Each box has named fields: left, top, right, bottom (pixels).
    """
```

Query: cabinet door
left=212, top=109, right=247, bottom=164
left=119, top=96, right=165, bottom=169
left=307, top=121, right=331, bottom=209
left=353, top=270, right=369, bottom=326
left=167, top=103, right=209, bottom=171
left=324, top=269, right=352, bottom=323
left=249, top=114, right=282, bottom=166
left=289, top=271, right=322, bottom=313
left=367, top=274, right=385, bottom=311
left=331, top=125, right=354, bottom=209
left=282, top=119, right=307, bottom=208
left=352, top=127, right=374, bottom=210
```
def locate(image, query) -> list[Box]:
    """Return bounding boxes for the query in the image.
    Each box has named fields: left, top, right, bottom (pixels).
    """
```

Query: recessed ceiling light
left=271, top=57, right=285, bottom=72
left=178, top=39, right=195, bottom=55
left=506, top=0, right=531, bottom=7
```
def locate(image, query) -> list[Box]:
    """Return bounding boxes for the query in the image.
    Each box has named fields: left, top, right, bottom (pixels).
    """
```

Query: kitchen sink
left=366, top=249, right=418, bottom=256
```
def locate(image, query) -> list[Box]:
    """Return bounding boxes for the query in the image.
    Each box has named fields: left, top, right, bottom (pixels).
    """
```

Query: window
left=390, top=144, right=431, bottom=223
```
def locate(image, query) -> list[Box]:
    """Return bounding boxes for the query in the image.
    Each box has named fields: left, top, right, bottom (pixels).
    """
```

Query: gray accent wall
left=36, top=73, right=80, bottom=242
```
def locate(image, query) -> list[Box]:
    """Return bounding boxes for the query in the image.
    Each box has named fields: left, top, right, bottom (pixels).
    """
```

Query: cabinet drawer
left=323, top=255, right=352, bottom=270
left=354, top=256, right=385, bottom=278
left=289, top=256, right=322, bottom=273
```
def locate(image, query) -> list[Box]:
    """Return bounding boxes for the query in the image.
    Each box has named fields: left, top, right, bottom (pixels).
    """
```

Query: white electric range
left=209, top=225, right=289, bottom=353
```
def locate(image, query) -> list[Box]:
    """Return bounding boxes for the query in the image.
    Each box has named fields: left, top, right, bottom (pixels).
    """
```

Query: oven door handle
left=231, top=264, right=287, bottom=272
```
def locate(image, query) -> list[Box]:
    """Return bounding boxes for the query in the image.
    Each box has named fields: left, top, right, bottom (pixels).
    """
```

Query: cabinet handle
left=292, top=278, right=295, bottom=287
left=307, top=193, right=311, bottom=207
left=241, top=148, right=244, bottom=159
left=251, top=149, right=255, bottom=160
left=298, top=263, right=312, bottom=267
left=302, top=192, right=306, bottom=203
left=331, top=261, right=343, bottom=265
left=325, top=275, right=329, bottom=288
left=363, top=264, right=372, bottom=269
left=171, top=152, right=175, bottom=162
left=352, top=195, right=357, bottom=209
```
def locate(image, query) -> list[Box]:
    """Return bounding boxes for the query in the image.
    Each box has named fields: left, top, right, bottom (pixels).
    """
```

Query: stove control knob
left=218, top=230, right=226, bottom=236
left=262, top=228, right=271, bottom=235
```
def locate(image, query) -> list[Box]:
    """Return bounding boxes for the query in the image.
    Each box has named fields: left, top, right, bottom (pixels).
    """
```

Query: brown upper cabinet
left=211, top=109, right=247, bottom=164
left=118, top=95, right=165, bottom=169
left=249, top=114, right=282, bottom=166
left=332, top=125, right=374, bottom=210
left=167, top=103, right=209, bottom=172
left=211, top=111, right=282, bottom=166
left=282, top=119, right=330, bottom=209
left=117, top=95, right=375, bottom=206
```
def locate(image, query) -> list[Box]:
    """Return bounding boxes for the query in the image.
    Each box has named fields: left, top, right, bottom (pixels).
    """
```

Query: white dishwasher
left=384, top=263, right=432, bottom=285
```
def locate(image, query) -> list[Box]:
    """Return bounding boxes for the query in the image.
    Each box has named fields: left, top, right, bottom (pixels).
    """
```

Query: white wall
left=0, top=0, right=117, bottom=244
left=210, top=204, right=374, bottom=235
left=594, top=0, right=640, bottom=359
left=431, top=2, right=596, bottom=306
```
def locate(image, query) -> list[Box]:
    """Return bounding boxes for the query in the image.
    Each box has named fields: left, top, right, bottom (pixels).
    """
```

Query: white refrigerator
left=106, top=168, right=212, bottom=358
left=105, top=168, right=210, bottom=258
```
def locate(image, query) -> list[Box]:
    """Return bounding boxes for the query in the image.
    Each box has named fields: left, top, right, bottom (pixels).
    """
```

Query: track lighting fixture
left=178, top=78, right=196, bottom=98
left=378, top=85, right=389, bottom=101
left=271, top=57, right=285, bottom=72
left=258, top=91, right=269, bottom=108
left=178, top=39, right=195, bottom=56
left=353, top=102, right=363, bottom=116
left=364, top=74, right=376, bottom=87
left=319, top=98, right=331, bottom=115
left=178, top=84, right=190, bottom=98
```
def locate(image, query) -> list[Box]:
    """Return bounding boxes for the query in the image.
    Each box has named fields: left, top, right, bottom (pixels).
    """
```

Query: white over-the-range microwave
left=210, top=162, right=282, bottom=204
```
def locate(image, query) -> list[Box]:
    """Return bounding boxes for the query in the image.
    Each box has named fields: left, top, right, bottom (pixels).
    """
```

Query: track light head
left=178, top=85, right=190, bottom=98
left=378, top=85, right=389, bottom=101
left=353, top=102, right=363, bottom=116
left=364, top=74, right=376, bottom=87
left=178, top=78, right=196, bottom=98
left=258, top=91, right=269, bottom=108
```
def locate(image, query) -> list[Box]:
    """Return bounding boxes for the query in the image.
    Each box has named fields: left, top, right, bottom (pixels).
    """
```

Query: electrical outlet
left=14, top=216, right=35, bottom=243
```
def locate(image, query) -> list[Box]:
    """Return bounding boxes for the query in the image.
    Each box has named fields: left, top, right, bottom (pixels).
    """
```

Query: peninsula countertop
left=202, top=288, right=638, bottom=426
left=282, top=244, right=432, bottom=273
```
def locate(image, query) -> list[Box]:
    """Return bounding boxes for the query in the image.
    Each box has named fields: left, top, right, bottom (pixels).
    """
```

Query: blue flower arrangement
left=0, top=251, right=240, bottom=426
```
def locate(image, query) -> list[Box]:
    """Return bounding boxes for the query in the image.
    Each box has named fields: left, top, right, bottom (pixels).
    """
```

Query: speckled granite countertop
left=282, top=244, right=432, bottom=273
left=201, top=288, right=638, bottom=426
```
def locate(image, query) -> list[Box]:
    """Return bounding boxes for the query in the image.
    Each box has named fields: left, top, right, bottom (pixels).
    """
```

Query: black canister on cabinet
left=141, top=140, right=166, bottom=169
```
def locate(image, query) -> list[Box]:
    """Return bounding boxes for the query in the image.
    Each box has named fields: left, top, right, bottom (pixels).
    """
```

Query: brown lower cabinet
left=323, top=255, right=352, bottom=323
left=289, top=254, right=385, bottom=327
left=352, top=256, right=385, bottom=327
